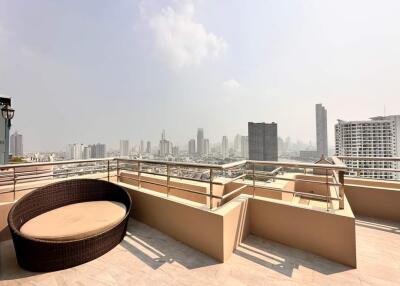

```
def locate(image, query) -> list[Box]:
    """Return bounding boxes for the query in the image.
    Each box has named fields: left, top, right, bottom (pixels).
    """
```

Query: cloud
left=222, top=79, right=241, bottom=90
left=145, top=1, right=227, bottom=68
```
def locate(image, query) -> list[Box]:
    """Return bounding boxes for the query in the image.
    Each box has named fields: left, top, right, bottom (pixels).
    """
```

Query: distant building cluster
left=66, top=143, right=107, bottom=160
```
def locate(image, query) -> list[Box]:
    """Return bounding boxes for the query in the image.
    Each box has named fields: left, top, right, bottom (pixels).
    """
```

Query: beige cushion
left=20, top=201, right=127, bottom=241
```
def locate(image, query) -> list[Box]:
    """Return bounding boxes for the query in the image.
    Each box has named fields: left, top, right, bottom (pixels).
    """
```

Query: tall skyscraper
left=10, top=131, right=23, bottom=157
left=188, top=139, right=196, bottom=155
left=335, top=115, right=400, bottom=180
left=159, top=130, right=171, bottom=157
left=234, top=134, right=242, bottom=155
left=203, top=139, right=210, bottom=155
left=222, top=136, right=228, bottom=158
left=197, top=128, right=204, bottom=156
left=248, top=122, right=278, bottom=162
left=241, top=136, right=249, bottom=159
left=316, top=104, right=328, bottom=157
left=146, top=141, right=151, bottom=154
left=119, top=139, right=130, bottom=157
left=140, top=140, right=144, bottom=154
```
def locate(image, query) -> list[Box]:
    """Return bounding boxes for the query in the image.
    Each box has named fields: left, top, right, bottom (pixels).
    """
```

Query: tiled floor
left=1, top=217, right=399, bottom=286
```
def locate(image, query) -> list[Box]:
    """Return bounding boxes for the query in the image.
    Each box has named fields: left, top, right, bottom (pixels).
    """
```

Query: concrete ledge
left=248, top=196, right=357, bottom=267
left=345, top=183, right=400, bottom=221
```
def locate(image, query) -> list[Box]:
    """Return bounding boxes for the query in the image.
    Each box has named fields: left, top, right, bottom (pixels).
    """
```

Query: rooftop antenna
left=384, top=105, right=386, bottom=116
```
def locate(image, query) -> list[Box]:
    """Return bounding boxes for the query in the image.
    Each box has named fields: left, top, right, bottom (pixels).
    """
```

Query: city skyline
left=2, top=1, right=400, bottom=152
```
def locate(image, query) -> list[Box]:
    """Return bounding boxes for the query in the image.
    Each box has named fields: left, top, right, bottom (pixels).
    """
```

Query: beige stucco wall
left=121, top=183, right=224, bottom=260
left=120, top=171, right=225, bottom=208
left=293, top=174, right=334, bottom=197
left=344, top=179, right=400, bottom=221
left=248, top=196, right=357, bottom=267
left=218, top=196, right=250, bottom=261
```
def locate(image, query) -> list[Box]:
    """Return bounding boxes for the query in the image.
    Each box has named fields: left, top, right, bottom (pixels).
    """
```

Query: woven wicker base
left=8, top=179, right=132, bottom=272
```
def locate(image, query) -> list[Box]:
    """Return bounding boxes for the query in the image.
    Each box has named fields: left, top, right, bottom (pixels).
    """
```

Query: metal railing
left=0, top=157, right=349, bottom=211
left=337, top=156, right=400, bottom=181
left=115, top=158, right=248, bottom=210
left=0, top=158, right=116, bottom=201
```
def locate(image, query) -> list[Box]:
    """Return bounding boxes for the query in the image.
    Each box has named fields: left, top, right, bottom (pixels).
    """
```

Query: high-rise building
left=140, top=140, right=145, bottom=154
left=222, top=136, right=228, bottom=158
left=241, top=136, right=249, bottom=159
left=10, top=131, right=23, bottom=157
left=203, top=139, right=210, bottom=155
left=335, top=115, right=400, bottom=180
left=316, top=104, right=328, bottom=157
left=234, top=134, right=242, bottom=155
left=66, top=143, right=83, bottom=160
left=172, top=146, right=179, bottom=156
left=91, top=143, right=106, bottom=158
left=120, top=140, right=130, bottom=157
left=197, top=128, right=204, bottom=156
left=82, top=145, right=91, bottom=159
left=188, top=139, right=196, bottom=155
left=248, top=122, right=278, bottom=162
left=146, top=141, right=151, bottom=154
left=159, top=130, right=171, bottom=157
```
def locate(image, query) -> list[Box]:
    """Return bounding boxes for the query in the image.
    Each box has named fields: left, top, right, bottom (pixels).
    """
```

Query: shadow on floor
left=120, top=220, right=219, bottom=270
left=234, top=235, right=351, bottom=277
left=356, top=216, right=400, bottom=235
left=0, top=240, right=41, bottom=281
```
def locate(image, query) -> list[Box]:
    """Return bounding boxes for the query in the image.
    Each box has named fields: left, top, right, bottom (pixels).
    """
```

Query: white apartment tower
left=335, top=115, right=400, bottom=180
left=66, top=143, right=83, bottom=160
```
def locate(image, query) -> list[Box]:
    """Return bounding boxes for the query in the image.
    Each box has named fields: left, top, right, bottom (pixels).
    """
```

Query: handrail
left=0, top=157, right=348, bottom=171
left=0, top=157, right=354, bottom=211
left=338, top=156, right=400, bottom=161
left=0, top=158, right=115, bottom=169
left=247, top=160, right=347, bottom=170
left=116, top=158, right=223, bottom=169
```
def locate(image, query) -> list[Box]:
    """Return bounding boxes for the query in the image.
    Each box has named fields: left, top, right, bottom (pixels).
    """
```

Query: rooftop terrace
left=1, top=217, right=399, bottom=286
left=0, top=157, right=399, bottom=285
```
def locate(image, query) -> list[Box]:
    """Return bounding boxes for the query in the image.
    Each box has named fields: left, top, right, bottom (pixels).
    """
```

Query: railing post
left=116, top=160, right=120, bottom=183
left=138, top=161, right=141, bottom=189
left=252, top=163, right=255, bottom=198
left=209, top=168, right=213, bottom=210
left=166, top=164, right=170, bottom=197
left=325, top=168, right=329, bottom=211
left=13, top=168, right=16, bottom=201
left=107, top=160, right=110, bottom=182
left=339, top=170, right=345, bottom=209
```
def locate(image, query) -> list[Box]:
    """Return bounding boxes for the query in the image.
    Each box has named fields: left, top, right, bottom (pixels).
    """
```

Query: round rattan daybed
left=8, top=179, right=132, bottom=272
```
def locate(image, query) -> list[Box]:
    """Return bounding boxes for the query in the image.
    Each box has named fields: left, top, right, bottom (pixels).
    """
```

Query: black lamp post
left=1, top=105, right=15, bottom=126
left=0, top=97, right=14, bottom=164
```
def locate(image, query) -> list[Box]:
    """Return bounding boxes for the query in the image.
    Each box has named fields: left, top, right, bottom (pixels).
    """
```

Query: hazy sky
left=1, top=0, right=400, bottom=152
